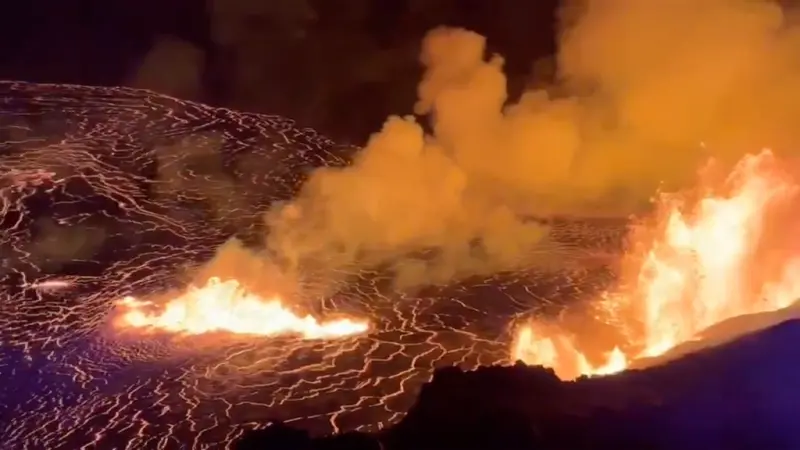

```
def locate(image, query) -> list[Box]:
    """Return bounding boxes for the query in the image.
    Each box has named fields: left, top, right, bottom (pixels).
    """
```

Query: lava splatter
left=514, top=149, right=800, bottom=379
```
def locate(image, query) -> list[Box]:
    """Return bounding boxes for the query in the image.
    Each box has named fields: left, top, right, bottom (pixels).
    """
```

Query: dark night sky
left=0, top=0, right=559, bottom=140
left=0, top=0, right=208, bottom=85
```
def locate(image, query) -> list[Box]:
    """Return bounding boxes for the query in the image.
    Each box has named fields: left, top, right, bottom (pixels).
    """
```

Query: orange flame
left=115, top=277, right=369, bottom=339
left=512, top=327, right=628, bottom=378
left=514, top=150, right=800, bottom=379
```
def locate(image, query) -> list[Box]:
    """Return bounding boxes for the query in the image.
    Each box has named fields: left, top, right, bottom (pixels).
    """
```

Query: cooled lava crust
left=0, top=81, right=623, bottom=449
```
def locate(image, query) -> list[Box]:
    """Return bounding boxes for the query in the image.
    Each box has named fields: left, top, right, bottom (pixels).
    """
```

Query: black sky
left=0, top=0, right=559, bottom=140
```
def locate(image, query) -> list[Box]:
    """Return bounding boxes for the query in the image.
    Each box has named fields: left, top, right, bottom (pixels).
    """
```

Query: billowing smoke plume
left=215, top=0, right=800, bottom=292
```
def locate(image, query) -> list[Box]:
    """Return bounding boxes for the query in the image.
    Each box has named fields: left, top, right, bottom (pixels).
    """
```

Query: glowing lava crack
left=0, top=80, right=640, bottom=450
left=116, top=277, right=369, bottom=338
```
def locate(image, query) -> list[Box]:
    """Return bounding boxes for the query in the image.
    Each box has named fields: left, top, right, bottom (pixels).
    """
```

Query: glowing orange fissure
left=115, top=277, right=369, bottom=339
left=513, top=150, right=800, bottom=380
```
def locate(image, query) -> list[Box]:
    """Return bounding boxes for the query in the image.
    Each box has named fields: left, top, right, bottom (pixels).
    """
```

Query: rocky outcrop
left=235, top=318, right=800, bottom=450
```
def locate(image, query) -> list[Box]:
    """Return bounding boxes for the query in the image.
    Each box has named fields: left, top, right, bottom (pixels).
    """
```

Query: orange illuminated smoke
left=116, top=277, right=369, bottom=339
left=514, top=150, right=800, bottom=379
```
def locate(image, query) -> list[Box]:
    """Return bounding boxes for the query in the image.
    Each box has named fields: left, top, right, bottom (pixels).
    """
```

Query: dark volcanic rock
left=235, top=318, right=800, bottom=450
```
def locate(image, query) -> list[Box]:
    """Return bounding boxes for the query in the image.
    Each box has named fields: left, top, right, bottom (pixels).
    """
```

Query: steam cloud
left=200, top=0, right=800, bottom=294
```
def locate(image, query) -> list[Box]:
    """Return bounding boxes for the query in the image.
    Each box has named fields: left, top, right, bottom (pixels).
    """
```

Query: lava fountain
left=514, top=149, right=800, bottom=379
left=115, top=277, right=369, bottom=339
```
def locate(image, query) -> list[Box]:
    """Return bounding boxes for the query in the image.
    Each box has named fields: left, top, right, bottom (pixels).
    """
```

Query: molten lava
left=115, top=277, right=369, bottom=339
left=514, top=150, right=800, bottom=379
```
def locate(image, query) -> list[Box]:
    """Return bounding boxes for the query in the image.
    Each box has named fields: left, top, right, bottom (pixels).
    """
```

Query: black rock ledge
left=234, top=316, right=800, bottom=450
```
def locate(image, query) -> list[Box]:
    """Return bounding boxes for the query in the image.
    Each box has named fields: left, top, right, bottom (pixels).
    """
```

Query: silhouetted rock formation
left=235, top=318, right=800, bottom=450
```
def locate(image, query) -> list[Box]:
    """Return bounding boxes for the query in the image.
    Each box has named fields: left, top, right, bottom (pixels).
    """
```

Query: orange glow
left=115, top=277, right=369, bottom=339
left=514, top=150, right=800, bottom=379
left=512, top=327, right=628, bottom=378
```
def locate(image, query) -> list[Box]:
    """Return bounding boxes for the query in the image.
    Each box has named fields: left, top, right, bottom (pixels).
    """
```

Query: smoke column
left=204, top=0, right=800, bottom=292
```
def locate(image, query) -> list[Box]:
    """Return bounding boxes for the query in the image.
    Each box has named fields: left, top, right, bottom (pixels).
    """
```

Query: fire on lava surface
left=513, top=149, right=800, bottom=379
left=6, top=79, right=796, bottom=450
left=115, top=277, right=369, bottom=339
